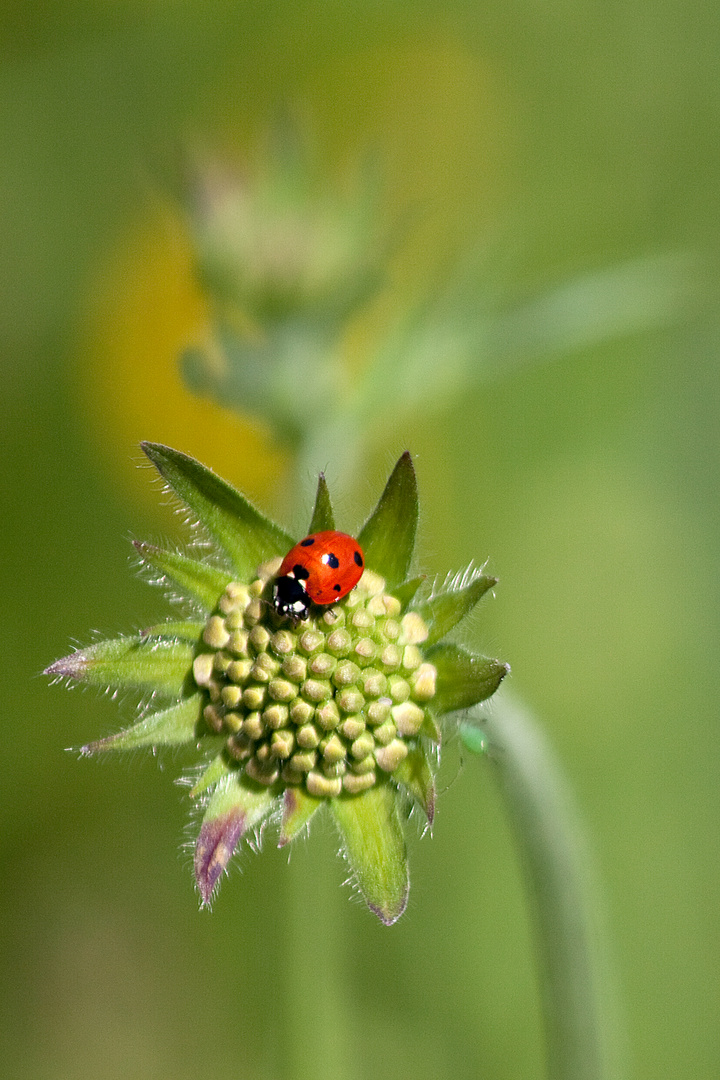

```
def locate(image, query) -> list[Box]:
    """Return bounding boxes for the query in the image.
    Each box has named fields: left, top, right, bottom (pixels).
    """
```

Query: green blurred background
left=2, top=2, right=718, bottom=1078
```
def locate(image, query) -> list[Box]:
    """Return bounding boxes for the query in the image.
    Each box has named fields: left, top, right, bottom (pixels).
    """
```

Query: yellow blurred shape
left=77, top=211, right=285, bottom=513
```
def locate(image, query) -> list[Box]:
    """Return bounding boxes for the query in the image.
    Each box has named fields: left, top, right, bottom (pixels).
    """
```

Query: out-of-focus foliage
left=2, top=3, right=719, bottom=1080
left=175, top=136, right=696, bottom=493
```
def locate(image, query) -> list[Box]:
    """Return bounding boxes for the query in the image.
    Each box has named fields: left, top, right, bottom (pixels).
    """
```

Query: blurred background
left=2, top=2, right=718, bottom=1078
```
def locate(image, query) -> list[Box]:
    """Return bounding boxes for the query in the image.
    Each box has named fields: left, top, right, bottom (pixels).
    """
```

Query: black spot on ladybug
left=322, top=552, right=340, bottom=569
left=333, top=583, right=342, bottom=592
left=292, top=564, right=310, bottom=580
left=300, top=537, right=315, bottom=547
left=354, top=550, right=363, bottom=567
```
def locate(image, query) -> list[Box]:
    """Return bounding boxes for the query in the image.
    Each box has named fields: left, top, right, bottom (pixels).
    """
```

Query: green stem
left=283, top=828, right=356, bottom=1080
left=462, top=694, right=623, bottom=1080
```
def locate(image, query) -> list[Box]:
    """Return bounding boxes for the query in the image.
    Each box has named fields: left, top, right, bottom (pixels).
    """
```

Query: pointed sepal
left=307, top=473, right=335, bottom=533
left=411, top=568, right=496, bottom=646
left=421, top=711, right=442, bottom=742
left=278, top=787, right=323, bottom=846
left=45, top=635, right=195, bottom=698
left=82, top=693, right=205, bottom=753
left=426, top=642, right=510, bottom=713
left=141, top=442, right=293, bottom=580
left=134, top=540, right=233, bottom=612
left=140, top=620, right=205, bottom=643
left=394, top=575, right=426, bottom=611
left=194, top=772, right=278, bottom=905
left=331, top=781, right=409, bottom=925
left=393, top=743, right=436, bottom=825
left=358, top=452, right=418, bottom=588
left=189, top=752, right=233, bottom=797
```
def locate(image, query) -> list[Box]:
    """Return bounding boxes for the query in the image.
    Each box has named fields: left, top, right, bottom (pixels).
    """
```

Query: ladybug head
left=272, top=573, right=311, bottom=621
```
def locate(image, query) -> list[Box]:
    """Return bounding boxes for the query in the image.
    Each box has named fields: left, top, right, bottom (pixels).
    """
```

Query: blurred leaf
left=484, top=252, right=699, bottom=372
left=354, top=252, right=698, bottom=432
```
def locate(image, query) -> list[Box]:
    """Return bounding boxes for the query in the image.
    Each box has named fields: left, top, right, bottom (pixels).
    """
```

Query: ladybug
left=272, top=531, right=365, bottom=621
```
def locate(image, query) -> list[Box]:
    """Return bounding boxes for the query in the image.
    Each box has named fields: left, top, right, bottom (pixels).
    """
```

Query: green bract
left=46, top=445, right=508, bottom=924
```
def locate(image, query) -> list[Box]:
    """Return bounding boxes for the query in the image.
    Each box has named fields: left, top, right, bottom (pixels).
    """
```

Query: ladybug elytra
left=272, top=531, right=364, bottom=621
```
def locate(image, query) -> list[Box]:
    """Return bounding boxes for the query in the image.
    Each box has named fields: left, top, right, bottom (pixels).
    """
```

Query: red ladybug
left=272, top=531, right=365, bottom=621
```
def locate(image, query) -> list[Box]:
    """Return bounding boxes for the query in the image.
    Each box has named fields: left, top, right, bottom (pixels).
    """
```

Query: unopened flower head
left=46, top=445, right=508, bottom=924
left=195, top=563, right=436, bottom=798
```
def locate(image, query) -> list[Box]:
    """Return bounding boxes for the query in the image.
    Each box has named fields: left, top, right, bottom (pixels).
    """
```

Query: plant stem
left=283, top=812, right=356, bottom=1080
left=463, top=694, right=623, bottom=1080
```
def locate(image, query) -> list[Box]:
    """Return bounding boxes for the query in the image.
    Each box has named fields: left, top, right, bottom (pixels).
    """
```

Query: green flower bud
left=350, top=731, right=376, bottom=760
left=374, top=739, right=409, bottom=773
left=296, top=723, right=320, bottom=749
left=306, top=771, right=342, bottom=798
left=342, top=771, right=376, bottom=794
left=315, top=701, right=340, bottom=731
left=372, top=719, right=397, bottom=746
left=339, top=716, right=366, bottom=741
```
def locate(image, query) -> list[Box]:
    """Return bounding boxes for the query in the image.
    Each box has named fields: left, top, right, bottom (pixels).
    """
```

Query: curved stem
left=462, top=694, right=624, bottom=1080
